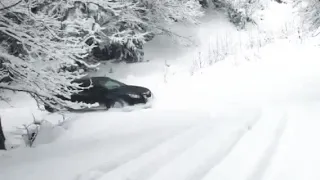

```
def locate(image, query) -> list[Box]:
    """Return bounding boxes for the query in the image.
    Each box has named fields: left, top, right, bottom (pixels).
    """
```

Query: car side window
left=104, top=80, right=122, bottom=89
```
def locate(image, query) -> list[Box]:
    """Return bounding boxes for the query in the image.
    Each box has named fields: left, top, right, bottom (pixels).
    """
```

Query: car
left=44, top=76, right=153, bottom=112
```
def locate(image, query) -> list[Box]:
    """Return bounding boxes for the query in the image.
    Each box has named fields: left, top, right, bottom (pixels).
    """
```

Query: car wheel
left=111, top=100, right=126, bottom=108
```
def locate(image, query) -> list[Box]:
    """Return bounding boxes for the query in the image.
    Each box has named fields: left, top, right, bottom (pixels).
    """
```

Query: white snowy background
left=1, top=1, right=320, bottom=180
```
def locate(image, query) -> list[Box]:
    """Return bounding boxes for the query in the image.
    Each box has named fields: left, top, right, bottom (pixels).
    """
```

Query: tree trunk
left=0, top=117, right=6, bottom=150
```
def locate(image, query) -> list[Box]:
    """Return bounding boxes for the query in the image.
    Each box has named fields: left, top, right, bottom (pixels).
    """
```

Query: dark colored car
left=45, top=76, right=153, bottom=112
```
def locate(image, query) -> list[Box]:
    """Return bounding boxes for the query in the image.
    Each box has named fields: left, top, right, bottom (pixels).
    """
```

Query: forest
left=0, top=0, right=320, bottom=150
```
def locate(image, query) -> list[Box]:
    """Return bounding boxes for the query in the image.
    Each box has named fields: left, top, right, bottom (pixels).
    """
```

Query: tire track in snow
left=74, top=125, right=194, bottom=180
left=75, top=120, right=214, bottom=180
left=200, top=108, right=287, bottom=180
left=76, top=109, right=263, bottom=180
left=146, top=110, right=262, bottom=180
left=184, top=111, right=263, bottom=180
left=95, top=121, right=218, bottom=180
left=246, top=112, right=288, bottom=180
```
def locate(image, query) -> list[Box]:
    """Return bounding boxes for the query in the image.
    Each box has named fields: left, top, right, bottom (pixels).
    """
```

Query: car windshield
left=103, top=79, right=125, bottom=89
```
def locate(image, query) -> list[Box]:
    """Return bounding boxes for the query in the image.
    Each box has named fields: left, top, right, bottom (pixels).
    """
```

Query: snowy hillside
left=2, top=1, right=320, bottom=180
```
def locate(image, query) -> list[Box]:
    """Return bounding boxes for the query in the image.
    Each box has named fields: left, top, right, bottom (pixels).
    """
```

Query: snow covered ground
left=2, top=1, right=320, bottom=180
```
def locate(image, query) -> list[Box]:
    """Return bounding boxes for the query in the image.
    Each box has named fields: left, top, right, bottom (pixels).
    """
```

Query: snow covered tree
left=57, top=0, right=203, bottom=62
left=294, top=0, right=320, bottom=35
left=141, top=0, right=203, bottom=25
left=210, top=0, right=267, bottom=30
left=86, top=0, right=155, bottom=62
left=0, top=0, right=97, bottom=111
left=91, top=0, right=203, bottom=62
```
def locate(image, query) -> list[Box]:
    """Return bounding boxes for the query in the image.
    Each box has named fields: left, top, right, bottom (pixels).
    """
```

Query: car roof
left=73, top=76, right=109, bottom=82
left=87, top=76, right=112, bottom=80
left=73, top=76, right=125, bottom=87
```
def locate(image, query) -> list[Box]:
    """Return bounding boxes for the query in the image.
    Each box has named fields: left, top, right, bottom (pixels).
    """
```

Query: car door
left=89, top=85, right=108, bottom=103
left=71, top=88, right=95, bottom=104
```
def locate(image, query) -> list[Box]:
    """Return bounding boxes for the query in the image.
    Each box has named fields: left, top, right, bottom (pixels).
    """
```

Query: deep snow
left=2, top=1, right=320, bottom=180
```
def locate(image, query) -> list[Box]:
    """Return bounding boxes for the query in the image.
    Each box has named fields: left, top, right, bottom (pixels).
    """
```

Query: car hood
left=111, top=85, right=151, bottom=94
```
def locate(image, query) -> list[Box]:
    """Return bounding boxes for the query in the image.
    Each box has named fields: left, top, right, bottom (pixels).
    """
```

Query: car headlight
left=142, top=91, right=152, bottom=97
left=128, top=93, right=140, bottom=98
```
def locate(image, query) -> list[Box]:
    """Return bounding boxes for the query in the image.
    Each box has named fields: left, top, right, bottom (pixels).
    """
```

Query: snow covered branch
left=0, top=0, right=97, bottom=111
left=294, top=0, right=320, bottom=36
left=0, top=0, right=22, bottom=11
left=64, top=0, right=204, bottom=62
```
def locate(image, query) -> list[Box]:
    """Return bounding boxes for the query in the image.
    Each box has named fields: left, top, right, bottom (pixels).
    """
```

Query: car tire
left=111, top=100, right=126, bottom=108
